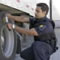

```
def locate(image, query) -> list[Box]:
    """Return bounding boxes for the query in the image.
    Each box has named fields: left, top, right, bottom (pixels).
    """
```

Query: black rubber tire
left=16, top=34, right=21, bottom=54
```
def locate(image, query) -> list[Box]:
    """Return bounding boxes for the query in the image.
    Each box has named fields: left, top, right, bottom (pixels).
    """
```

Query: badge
left=40, top=25, right=44, bottom=28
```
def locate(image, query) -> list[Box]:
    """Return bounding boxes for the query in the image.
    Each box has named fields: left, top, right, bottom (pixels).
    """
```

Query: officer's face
left=35, top=7, right=46, bottom=19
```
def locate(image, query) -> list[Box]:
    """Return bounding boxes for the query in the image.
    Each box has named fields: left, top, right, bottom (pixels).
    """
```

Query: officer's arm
left=15, top=25, right=38, bottom=36
left=7, top=14, right=30, bottom=23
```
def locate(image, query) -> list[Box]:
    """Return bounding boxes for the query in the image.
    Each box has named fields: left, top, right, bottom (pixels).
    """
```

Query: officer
left=7, top=3, right=57, bottom=60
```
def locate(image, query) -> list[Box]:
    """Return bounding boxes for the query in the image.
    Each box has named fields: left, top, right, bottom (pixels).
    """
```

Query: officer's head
left=35, top=3, right=49, bottom=19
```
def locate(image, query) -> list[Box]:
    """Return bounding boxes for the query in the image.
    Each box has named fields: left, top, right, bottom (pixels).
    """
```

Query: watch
left=12, top=24, right=16, bottom=29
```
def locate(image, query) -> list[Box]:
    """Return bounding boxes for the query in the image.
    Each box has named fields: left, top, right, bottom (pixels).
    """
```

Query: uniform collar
left=35, top=17, right=47, bottom=22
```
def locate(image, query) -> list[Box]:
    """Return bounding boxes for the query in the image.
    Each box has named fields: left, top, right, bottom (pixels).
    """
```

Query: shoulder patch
left=40, top=25, right=44, bottom=28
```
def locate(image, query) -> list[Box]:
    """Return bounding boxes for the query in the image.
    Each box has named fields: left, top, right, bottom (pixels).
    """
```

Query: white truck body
left=0, top=0, right=50, bottom=16
left=0, top=0, right=60, bottom=20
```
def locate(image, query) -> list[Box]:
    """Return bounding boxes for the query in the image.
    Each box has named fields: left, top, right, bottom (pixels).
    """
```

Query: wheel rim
left=1, top=26, right=15, bottom=58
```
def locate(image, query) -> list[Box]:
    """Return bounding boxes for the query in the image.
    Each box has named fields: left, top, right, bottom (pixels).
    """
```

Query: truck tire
left=0, top=24, right=17, bottom=60
left=0, top=11, right=17, bottom=60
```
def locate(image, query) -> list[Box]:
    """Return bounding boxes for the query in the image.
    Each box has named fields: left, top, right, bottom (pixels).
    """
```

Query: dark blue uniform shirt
left=29, top=17, right=57, bottom=50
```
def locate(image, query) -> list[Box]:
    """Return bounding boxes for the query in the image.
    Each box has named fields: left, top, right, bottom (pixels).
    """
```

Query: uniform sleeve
left=35, top=23, right=53, bottom=36
left=29, top=17, right=35, bottom=24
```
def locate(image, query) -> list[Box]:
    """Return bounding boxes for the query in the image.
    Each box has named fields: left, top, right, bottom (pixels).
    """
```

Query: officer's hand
left=6, top=13, right=12, bottom=18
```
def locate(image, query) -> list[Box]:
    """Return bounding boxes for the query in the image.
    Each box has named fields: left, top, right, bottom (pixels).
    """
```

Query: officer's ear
left=43, top=11, right=46, bottom=15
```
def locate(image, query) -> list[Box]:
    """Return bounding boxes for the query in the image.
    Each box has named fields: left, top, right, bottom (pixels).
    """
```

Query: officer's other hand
left=7, top=23, right=13, bottom=30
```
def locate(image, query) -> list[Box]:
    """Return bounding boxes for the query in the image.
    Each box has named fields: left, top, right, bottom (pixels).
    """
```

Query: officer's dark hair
left=37, top=3, right=49, bottom=15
